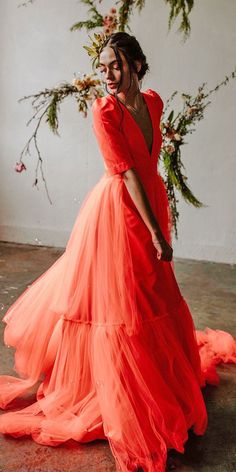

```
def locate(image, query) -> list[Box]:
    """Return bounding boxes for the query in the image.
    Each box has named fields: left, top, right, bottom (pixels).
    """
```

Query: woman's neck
left=116, top=86, right=144, bottom=110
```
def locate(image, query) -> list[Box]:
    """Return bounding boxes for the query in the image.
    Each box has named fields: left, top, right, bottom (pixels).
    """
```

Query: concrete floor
left=0, top=242, right=236, bottom=472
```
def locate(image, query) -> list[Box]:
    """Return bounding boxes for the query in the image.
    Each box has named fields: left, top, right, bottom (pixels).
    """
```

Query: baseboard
left=173, top=240, right=236, bottom=264
left=0, top=225, right=69, bottom=248
left=1, top=225, right=235, bottom=264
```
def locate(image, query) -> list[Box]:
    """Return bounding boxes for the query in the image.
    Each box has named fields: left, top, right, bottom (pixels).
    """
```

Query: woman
left=0, top=32, right=235, bottom=472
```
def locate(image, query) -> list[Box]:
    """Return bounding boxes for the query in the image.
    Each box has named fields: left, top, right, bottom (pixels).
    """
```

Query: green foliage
left=46, top=93, right=60, bottom=134
left=70, top=0, right=194, bottom=39
left=161, top=147, right=204, bottom=237
left=19, top=0, right=195, bottom=41
left=70, top=0, right=104, bottom=32
left=118, top=0, right=142, bottom=32
left=159, top=68, right=236, bottom=236
left=165, top=0, right=194, bottom=40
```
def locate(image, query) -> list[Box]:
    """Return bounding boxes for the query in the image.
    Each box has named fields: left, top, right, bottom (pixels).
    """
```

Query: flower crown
left=84, top=32, right=112, bottom=70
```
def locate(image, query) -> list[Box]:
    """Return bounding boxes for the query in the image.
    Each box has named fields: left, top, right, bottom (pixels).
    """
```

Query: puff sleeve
left=92, top=96, right=135, bottom=176
left=147, top=89, right=164, bottom=117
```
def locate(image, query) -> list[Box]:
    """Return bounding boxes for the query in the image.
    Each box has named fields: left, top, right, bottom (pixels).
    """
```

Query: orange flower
left=186, top=105, right=198, bottom=116
left=173, top=133, right=181, bottom=141
left=73, top=80, right=84, bottom=91
left=73, top=75, right=101, bottom=91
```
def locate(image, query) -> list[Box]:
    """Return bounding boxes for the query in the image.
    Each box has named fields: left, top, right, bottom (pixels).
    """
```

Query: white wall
left=0, top=0, right=236, bottom=263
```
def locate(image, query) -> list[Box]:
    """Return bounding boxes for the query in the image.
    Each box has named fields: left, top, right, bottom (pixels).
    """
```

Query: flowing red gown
left=0, top=89, right=236, bottom=472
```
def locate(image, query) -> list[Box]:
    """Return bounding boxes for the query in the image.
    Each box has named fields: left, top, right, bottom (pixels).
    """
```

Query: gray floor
left=0, top=242, right=236, bottom=472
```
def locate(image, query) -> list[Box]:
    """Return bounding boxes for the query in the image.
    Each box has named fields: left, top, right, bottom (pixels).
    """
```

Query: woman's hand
left=151, top=229, right=173, bottom=261
left=122, top=170, right=173, bottom=262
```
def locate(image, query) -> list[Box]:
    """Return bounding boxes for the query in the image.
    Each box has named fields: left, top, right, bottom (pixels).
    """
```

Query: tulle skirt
left=0, top=172, right=236, bottom=472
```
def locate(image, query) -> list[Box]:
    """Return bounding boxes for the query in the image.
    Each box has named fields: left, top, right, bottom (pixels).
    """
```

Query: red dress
left=0, top=89, right=236, bottom=472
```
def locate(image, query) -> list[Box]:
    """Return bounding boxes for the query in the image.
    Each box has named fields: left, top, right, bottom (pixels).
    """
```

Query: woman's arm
left=92, top=98, right=172, bottom=261
left=122, top=168, right=173, bottom=261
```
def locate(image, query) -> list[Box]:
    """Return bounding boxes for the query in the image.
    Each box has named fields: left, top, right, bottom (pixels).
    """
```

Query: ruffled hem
left=1, top=296, right=236, bottom=472
left=196, top=327, right=236, bottom=385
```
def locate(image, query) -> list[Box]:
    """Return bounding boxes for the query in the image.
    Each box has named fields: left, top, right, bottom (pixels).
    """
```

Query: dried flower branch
left=160, top=67, right=236, bottom=236
left=17, top=74, right=104, bottom=203
left=18, top=0, right=36, bottom=7
left=70, top=1, right=145, bottom=34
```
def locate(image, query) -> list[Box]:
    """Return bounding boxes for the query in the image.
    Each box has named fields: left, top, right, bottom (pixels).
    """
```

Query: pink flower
left=15, top=161, right=26, bottom=172
left=165, top=144, right=175, bottom=155
left=103, top=10, right=117, bottom=32
left=104, top=26, right=111, bottom=33
left=103, top=18, right=110, bottom=26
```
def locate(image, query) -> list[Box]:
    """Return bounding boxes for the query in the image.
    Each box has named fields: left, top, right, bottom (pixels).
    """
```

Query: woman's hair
left=99, top=32, right=150, bottom=128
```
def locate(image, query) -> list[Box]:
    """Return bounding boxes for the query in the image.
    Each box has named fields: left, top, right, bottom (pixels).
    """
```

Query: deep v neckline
left=116, top=91, right=154, bottom=158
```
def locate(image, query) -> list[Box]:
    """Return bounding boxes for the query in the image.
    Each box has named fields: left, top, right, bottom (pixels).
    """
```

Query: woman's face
left=98, top=46, right=139, bottom=94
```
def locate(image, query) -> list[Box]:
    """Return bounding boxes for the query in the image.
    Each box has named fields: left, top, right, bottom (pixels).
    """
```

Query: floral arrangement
left=159, top=68, right=236, bottom=235
left=15, top=75, right=104, bottom=203
left=15, top=0, right=236, bottom=237
left=69, top=0, right=193, bottom=40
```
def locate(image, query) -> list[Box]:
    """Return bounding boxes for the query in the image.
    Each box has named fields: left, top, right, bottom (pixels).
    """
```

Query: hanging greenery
left=160, top=68, right=236, bottom=236
left=70, top=0, right=105, bottom=33
left=19, top=0, right=194, bottom=39
left=164, top=0, right=194, bottom=41
left=69, top=0, right=193, bottom=38
left=68, top=0, right=145, bottom=35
